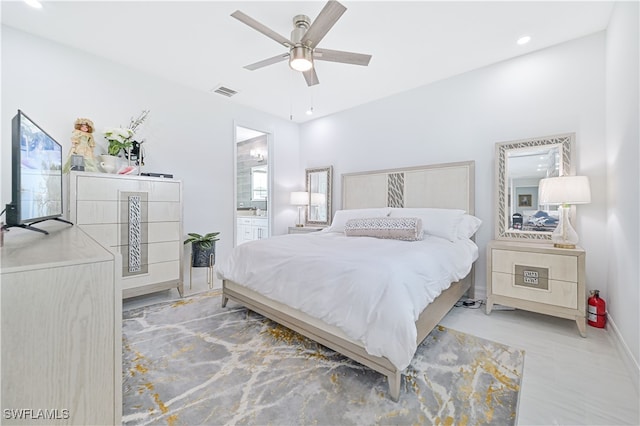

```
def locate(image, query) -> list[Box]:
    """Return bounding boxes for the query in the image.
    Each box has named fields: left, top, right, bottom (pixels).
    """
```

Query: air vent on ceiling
left=211, top=85, right=238, bottom=97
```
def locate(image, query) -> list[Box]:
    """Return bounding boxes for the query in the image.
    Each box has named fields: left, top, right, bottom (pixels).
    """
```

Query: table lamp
left=538, top=176, right=591, bottom=249
left=290, top=191, right=309, bottom=227
left=310, top=192, right=326, bottom=221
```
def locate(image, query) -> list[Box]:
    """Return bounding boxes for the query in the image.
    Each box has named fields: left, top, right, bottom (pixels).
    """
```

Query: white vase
left=100, top=154, right=119, bottom=173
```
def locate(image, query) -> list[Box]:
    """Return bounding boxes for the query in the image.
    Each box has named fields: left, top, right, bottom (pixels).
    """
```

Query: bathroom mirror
left=251, top=165, right=267, bottom=201
left=495, top=133, right=575, bottom=241
left=305, top=166, right=333, bottom=227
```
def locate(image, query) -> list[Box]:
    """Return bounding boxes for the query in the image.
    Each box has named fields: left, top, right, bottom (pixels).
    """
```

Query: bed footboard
left=221, top=275, right=471, bottom=401
left=222, top=279, right=403, bottom=400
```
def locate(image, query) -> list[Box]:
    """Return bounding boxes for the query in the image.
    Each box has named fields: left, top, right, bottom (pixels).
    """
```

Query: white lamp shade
left=290, top=191, right=309, bottom=206
left=310, top=192, right=326, bottom=205
left=538, top=176, right=591, bottom=205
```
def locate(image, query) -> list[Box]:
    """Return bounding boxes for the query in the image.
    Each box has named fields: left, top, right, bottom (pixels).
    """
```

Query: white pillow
left=325, top=208, right=391, bottom=233
left=389, top=208, right=465, bottom=242
left=456, top=214, right=482, bottom=239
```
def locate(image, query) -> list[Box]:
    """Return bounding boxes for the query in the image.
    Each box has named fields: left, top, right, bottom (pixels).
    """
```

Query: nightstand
left=288, top=226, right=323, bottom=234
left=486, top=240, right=586, bottom=337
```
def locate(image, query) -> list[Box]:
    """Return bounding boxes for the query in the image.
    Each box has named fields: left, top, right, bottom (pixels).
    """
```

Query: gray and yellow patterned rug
left=123, top=290, right=524, bottom=425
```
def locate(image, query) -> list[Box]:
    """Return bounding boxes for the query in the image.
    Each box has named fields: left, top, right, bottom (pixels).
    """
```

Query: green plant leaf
left=184, top=232, right=220, bottom=245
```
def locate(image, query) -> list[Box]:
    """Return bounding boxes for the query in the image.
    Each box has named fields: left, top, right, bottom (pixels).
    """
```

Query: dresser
left=1, top=221, right=121, bottom=424
left=69, top=172, right=183, bottom=298
left=486, top=240, right=586, bottom=337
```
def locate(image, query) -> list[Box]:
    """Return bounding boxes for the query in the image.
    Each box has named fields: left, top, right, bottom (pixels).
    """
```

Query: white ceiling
left=1, top=1, right=613, bottom=123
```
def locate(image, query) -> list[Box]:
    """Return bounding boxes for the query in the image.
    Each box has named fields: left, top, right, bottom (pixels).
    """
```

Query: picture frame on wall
left=518, top=194, right=532, bottom=207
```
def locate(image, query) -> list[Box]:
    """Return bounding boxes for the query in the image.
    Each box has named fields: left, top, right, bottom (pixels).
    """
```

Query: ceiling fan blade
left=244, top=53, right=290, bottom=71
left=231, top=10, right=293, bottom=48
left=303, top=68, right=320, bottom=86
left=314, top=48, right=372, bottom=66
left=301, top=1, right=347, bottom=49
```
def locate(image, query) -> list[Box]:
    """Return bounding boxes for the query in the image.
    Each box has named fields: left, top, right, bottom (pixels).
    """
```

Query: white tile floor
left=123, top=272, right=640, bottom=426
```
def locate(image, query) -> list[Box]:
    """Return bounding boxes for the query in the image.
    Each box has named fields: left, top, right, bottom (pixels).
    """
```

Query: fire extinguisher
left=588, top=290, right=606, bottom=328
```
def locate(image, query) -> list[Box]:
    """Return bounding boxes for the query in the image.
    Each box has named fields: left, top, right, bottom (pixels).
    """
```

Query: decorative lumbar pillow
left=389, top=207, right=465, bottom=242
left=344, top=217, right=423, bottom=241
left=325, top=208, right=391, bottom=233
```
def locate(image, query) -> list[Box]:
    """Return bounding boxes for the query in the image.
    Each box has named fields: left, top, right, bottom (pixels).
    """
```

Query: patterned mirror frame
left=495, top=133, right=575, bottom=242
left=305, top=166, right=333, bottom=227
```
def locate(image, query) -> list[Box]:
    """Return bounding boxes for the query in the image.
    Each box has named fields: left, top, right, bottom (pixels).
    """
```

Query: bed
left=218, top=161, right=478, bottom=401
left=522, top=209, right=559, bottom=231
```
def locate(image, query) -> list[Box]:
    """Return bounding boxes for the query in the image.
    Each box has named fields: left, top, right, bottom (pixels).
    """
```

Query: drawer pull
left=514, top=265, right=549, bottom=290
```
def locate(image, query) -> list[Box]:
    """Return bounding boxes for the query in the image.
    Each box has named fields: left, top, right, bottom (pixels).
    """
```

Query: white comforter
left=216, top=231, right=478, bottom=370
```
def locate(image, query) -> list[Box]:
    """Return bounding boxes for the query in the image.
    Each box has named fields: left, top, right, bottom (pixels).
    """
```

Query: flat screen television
left=3, top=110, right=72, bottom=234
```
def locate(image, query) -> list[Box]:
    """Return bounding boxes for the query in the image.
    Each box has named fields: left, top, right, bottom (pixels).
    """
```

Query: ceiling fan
left=231, top=0, right=372, bottom=87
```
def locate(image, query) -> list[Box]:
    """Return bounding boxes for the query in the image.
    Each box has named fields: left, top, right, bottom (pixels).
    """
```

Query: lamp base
left=551, top=205, right=579, bottom=249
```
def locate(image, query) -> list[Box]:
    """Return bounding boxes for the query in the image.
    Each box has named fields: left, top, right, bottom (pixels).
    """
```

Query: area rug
left=122, top=290, right=524, bottom=425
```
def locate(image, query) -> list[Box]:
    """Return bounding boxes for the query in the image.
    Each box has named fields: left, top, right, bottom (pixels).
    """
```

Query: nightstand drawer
left=492, top=249, right=578, bottom=283
left=492, top=271, right=578, bottom=309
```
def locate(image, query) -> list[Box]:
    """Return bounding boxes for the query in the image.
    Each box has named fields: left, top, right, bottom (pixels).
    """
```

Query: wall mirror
left=495, top=133, right=575, bottom=241
left=305, top=166, right=333, bottom=227
left=251, top=165, right=267, bottom=201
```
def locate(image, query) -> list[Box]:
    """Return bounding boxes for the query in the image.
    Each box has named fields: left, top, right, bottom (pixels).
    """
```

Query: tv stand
left=2, top=217, right=74, bottom=235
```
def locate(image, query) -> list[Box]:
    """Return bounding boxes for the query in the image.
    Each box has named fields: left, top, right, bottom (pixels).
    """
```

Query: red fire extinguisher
left=588, top=290, right=606, bottom=328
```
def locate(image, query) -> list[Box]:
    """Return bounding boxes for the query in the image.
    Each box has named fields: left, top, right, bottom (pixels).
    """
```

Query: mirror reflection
left=495, top=134, right=574, bottom=241
left=251, top=165, right=267, bottom=201
left=305, top=166, right=333, bottom=227
left=507, top=147, right=560, bottom=231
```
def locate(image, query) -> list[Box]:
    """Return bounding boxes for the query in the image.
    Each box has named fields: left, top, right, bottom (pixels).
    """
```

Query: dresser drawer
left=75, top=176, right=181, bottom=202
left=492, top=249, right=578, bottom=283
left=75, top=200, right=181, bottom=224
left=491, top=271, right=578, bottom=309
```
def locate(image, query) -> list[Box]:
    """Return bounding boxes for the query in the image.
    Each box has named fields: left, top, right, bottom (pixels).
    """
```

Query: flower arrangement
left=103, top=110, right=149, bottom=156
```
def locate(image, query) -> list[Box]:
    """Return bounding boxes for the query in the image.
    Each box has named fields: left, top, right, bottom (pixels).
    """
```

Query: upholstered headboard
left=341, top=161, right=475, bottom=214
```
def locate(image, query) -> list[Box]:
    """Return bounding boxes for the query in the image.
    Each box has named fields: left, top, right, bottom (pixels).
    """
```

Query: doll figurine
left=64, top=117, right=98, bottom=172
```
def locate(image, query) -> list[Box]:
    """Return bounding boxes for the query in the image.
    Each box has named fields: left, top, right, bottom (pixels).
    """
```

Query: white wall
left=301, top=33, right=607, bottom=304
left=1, top=26, right=301, bottom=266
left=605, top=1, right=640, bottom=380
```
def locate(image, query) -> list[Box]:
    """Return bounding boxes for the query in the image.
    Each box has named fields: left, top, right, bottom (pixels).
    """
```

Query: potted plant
left=102, top=110, right=149, bottom=162
left=184, top=232, right=220, bottom=267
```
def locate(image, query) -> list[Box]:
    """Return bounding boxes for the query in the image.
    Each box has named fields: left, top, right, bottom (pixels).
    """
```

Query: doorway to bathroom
left=234, top=124, right=271, bottom=246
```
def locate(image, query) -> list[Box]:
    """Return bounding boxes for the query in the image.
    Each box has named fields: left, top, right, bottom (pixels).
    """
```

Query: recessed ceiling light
left=23, top=0, right=42, bottom=8
left=305, top=107, right=314, bottom=116
left=517, top=35, right=532, bottom=45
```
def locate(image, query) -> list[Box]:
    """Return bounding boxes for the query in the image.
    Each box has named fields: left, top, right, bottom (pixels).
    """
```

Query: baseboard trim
left=607, top=314, right=640, bottom=396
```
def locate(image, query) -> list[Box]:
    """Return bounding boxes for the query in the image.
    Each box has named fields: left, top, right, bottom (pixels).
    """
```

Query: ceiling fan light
left=23, top=0, right=43, bottom=8
left=517, top=35, right=532, bottom=45
left=289, top=46, right=313, bottom=72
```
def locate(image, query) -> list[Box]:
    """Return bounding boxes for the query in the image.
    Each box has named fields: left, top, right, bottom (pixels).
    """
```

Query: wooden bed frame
left=222, top=161, right=475, bottom=401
